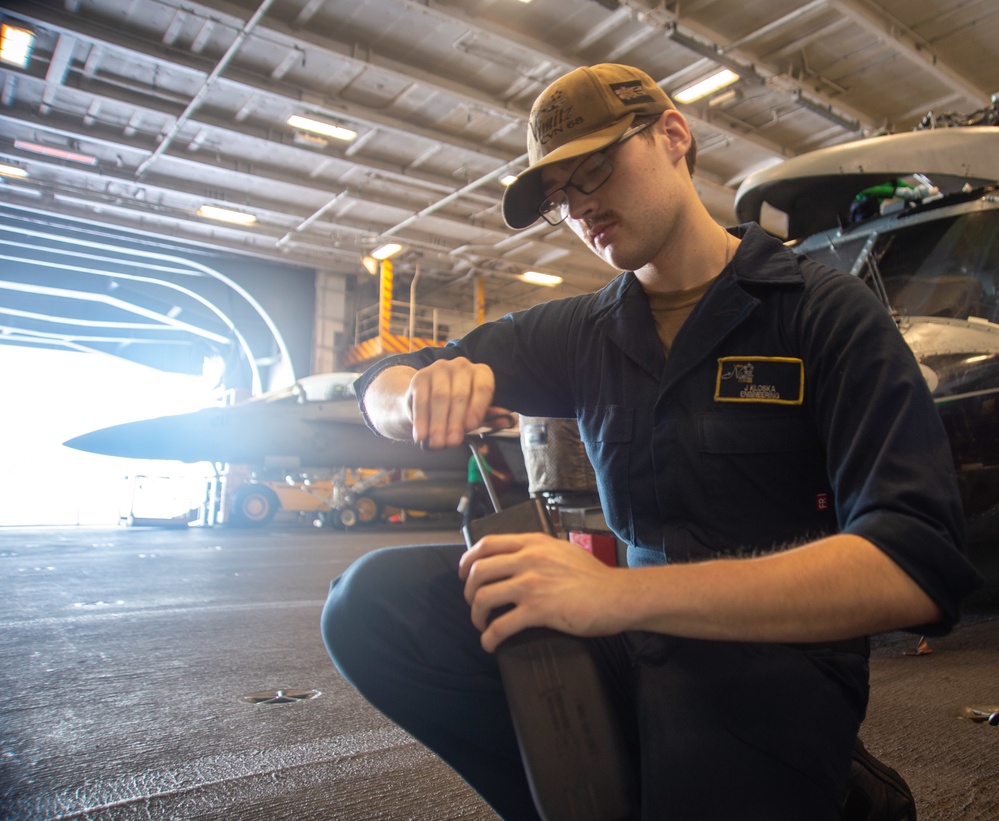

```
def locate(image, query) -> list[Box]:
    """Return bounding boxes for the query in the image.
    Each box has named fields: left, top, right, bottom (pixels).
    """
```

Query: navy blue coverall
left=322, top=223, right=982, bottom=820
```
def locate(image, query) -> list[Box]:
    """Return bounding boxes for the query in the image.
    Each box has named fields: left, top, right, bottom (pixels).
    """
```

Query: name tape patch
left=715, top=356, right=804, bottom=405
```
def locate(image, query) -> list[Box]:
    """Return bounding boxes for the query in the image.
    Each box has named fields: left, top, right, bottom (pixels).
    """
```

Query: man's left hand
left=458, top=533, right=624, bottom=652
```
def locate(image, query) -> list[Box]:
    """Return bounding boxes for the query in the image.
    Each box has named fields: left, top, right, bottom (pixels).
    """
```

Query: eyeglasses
left=537, top=121, right=653, bottom=226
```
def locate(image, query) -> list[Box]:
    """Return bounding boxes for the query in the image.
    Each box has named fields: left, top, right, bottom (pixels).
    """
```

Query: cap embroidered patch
left=715, top=357, right=804, bottom=405
left=609, top=80, right=657, bottom=105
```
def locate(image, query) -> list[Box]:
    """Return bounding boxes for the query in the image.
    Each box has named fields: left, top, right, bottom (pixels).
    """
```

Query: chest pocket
left=695, top=409, right=830, bottom=543
left=577, top=405, right=635, bottom=542
left=697, top=411, right=818, bottom=454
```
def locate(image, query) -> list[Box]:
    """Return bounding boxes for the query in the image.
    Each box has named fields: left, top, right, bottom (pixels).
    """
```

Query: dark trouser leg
left=629, top=634, right=869, bottom=821
left=322, top=545, right=869, bottom=821
left=321, top=543, right=541, bottom=821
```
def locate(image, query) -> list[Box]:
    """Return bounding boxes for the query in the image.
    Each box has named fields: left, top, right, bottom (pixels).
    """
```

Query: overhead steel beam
left=136, top=0, right=279, bottom=177
left=14, top=2, right=518, bottom=167
left=831, top=0, right=991, bottom=107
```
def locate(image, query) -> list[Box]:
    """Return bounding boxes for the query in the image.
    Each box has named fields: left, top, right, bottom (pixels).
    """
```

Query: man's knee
left=320, top=544, right=464, bottom=682
left=322, top=547, right=402, bottom=671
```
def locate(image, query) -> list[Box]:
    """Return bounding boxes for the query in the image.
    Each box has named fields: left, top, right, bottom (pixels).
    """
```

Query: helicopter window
left=869, top=211, right=999, bottom=321
left=882, top=274, right=983, bottom=319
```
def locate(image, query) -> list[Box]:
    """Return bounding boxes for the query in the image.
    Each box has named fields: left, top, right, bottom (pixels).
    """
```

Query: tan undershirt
left=646, top=275, right=719, bottom=356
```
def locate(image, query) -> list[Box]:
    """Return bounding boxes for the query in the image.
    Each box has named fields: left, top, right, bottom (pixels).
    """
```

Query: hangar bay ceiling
left=0, top=0, right=997, bottom=376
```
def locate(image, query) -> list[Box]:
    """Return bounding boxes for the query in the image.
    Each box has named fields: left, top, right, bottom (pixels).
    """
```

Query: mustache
left=578, top=211, right=616, bottom=238
left=583, top=209, right=612, bottom=227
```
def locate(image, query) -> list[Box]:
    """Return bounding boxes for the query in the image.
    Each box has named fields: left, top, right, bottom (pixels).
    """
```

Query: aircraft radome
left=63, top=372, right=469, bottom=475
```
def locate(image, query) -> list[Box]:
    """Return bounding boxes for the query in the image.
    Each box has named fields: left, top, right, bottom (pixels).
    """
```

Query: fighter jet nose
left=57, top=377, right=472, bottom=473
left=63, top=428, right=115, bottom=455
left=62, top=416, right=189, bottom=461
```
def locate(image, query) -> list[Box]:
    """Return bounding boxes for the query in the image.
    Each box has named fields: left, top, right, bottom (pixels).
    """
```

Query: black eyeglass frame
left=536, top=121, right=654, bottom=226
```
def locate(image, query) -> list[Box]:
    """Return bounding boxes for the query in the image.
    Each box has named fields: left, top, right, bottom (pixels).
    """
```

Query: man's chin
left=583, top=237, right=617, bottom=266
left=594, top=245, right=639, bottom=273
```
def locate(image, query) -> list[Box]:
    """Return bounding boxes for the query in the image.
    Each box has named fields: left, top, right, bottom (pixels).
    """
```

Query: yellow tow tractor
left=225, top=467, right=419, bottom=528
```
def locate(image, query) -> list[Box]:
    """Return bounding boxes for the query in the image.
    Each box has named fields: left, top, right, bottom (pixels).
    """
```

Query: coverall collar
left=587, top=223, right=804, bottom=380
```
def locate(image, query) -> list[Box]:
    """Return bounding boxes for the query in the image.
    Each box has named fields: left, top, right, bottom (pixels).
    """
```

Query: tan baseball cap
left=501, top=64, right=675, bottom=229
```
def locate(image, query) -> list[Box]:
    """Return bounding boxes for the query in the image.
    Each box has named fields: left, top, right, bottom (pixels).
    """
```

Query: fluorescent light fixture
left=370, top=243, right=403, bottom=260
left=0, top=162, right=28, bottom=178
left=197, top=204, right=257, bottom=225
left=287, top=114, right=357, bottom=142
left=520, top=271, right=563, bottom=287
left=674, top=69, right=739, bottom=104
left=361, top=255, right=379, bottom=276
left=14, top=139, right=98, bottom=165
left=0, top=23, right=34, bottom=69
left=500, top=174, right=518, bottom=186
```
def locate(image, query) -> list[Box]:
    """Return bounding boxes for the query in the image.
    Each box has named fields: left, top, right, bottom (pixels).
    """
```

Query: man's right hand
left=365, top=359, right=509, bottom=449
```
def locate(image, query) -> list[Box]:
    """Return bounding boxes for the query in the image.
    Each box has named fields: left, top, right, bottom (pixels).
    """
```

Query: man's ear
left=655, top=110, right=693, bottom=167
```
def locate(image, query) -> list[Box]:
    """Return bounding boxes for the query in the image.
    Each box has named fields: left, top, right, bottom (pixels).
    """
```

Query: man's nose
left=565, top=185, right=598, bottom=220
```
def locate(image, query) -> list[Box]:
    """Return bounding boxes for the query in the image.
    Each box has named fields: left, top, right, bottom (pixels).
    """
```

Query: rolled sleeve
left=800, top=264, right=982, bottom=633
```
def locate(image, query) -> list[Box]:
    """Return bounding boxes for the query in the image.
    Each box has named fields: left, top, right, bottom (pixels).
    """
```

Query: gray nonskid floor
left=0, top=525, right=995, bottom=819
